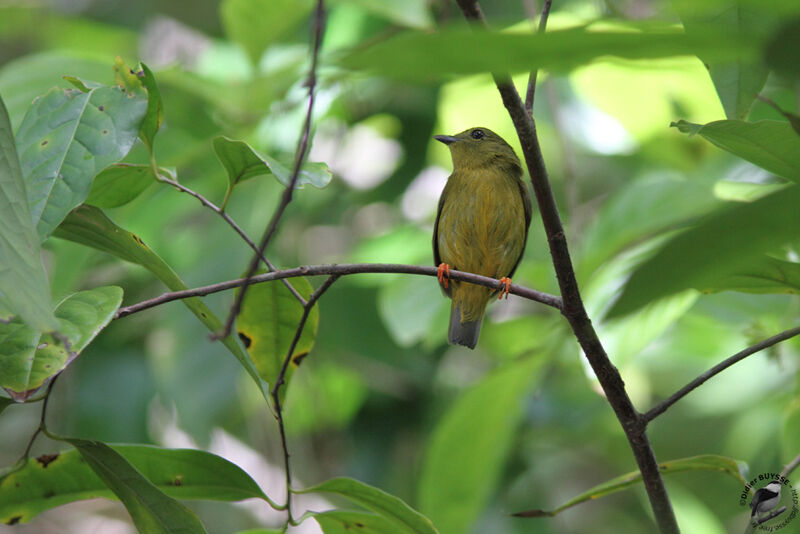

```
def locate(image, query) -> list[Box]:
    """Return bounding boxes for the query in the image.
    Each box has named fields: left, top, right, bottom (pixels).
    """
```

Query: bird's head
left=434, top=127, right=520, bottom=172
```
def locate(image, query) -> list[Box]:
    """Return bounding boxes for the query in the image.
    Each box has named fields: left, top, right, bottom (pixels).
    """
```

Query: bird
left=433, top=127, right=532, bottom=349
left=750, top=479, right=783, bottom=520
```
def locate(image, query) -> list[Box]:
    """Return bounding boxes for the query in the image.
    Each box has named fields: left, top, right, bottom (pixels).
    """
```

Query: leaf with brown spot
left=35, top=453, right=59, bottom=468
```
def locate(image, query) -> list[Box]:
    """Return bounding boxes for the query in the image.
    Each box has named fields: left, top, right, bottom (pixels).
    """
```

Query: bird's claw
left=498, top=277, right=512, bottom=299
left=437, top=263, right=451, bottom=289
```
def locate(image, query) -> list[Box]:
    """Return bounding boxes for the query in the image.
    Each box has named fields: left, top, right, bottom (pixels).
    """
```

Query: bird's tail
left=448, top=284, right=491, bottom=349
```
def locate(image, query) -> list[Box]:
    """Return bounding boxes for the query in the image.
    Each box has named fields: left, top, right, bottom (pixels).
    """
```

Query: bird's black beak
left=434, top=135, right=459, bottom=145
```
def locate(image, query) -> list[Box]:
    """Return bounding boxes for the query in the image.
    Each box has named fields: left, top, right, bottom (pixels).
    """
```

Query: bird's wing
left=433, top=177, right=452, bottom=297
left=506, top=177, right=533, bottom=280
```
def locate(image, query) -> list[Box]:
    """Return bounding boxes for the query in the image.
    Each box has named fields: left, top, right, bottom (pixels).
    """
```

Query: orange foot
left=498, top=277, right=512, bottom=300
left=437, top=263, right=451, bottom=289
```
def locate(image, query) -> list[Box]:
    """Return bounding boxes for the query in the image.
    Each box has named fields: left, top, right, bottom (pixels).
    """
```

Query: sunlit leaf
left=607, top=185, right=800, bottom=318
left=64, top=439, right=207, bottom=533
left=418, top=356, right=545, bottom=534
left=0, top=93, right=57, bottom=332
left=513, top=454, right=747, bottom=518
left=0, top=444, right=270, bottom=525
left=15, top=82, right=147, bottom=239
left=313, top=510, right=411, bottom=534
left=52, top=205, right=270, bottom=403
left=340, top=24, right=755, bottom=82
left=237, top=275, right=318, bottom=402
left=0, top=286, right=122, bottom=400
left=85, top=164, right=156, bottom=208
left=671, top=119, right=800, bottom=182
left=673, top=0, right=772, bottom=119
left=332, top=0, right=432, bottom=29
left=297, top=477, right=438, bottom=534
left=213, top=136, right=332, bottom=208
left=220, top=0, right=314, bottom=64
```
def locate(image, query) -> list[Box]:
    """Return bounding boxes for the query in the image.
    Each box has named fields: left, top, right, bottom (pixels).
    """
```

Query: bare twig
left=270, top=274, right=339, bottom=522
left=524, top=0, right=552, bottom=117
left=754, top=506, right=787, bottom=526
left=454, top=1, right=678, bottom=532
left=644, top=325, right=800, bottom=423
left=218, top=0, right=326, bottom=339
left=114, top=263, right=563, bottom=319
left=156, top=173, right=307, bottom=306
left=781, top=450, right=800, bottom=479
left=16, top=375, right=60, bottom=464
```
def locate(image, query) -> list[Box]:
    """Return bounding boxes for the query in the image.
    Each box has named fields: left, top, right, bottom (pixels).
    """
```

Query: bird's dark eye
left=471, top=129, right=485, bottom=140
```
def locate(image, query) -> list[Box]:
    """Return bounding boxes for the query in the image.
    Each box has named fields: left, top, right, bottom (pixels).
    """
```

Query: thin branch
left=754, top=506, right=787, bottom=526
left=115, top=263, right=563, bottom=319
left=16, top=375, right=60, bottom=464
left=218, top=0, right=326, bottom=339
left=270, top=274, right=339, bottom=523
left=644, top=325, right=800, bottom=423
left=524, top=0, right=552, bottom=117
left=781, top=450, right=800, bottom=479
left=454, top=1, right=678, bottom=532
left=156, top=172, right=307, bottom=306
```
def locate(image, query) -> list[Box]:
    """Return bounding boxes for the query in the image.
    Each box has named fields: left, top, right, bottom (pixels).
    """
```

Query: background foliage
left=0, top=0, right=799, bottom=533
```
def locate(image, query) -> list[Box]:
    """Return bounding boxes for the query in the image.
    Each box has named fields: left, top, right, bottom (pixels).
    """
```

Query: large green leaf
left=236, top=275, right=318, bottom=401
left=297, top=477, right=438, bottom=534
left=64, top=439, right=207, bottom=534
left=765, top=17, right=800, bottom=80
left=0, top=444, right=269, bottom=524
left=673, top=0, right=772, bottom=119
left=52, top=205, right=270, bottom=402
left=220, top=0, right=314, bottom=64
left=138, top=63, right=163, bottom=151
left=340, top=24, right=754, bottom=82
left=213, top=136, right=332, bottom=209
left=607, top=185, right=800, bottom=318
left=698, top=255, right=800, bottom=294
left=672, top=119, right=800, bottom=182
left=418, top=356, right=545, bottom=534
left=85, top=163, right=157, bottom=208
left=0, top=286, right=122, bottom=400
left=0, top=93, right=57, bottom=332
left=313, top=510, right=411, bottom=534
left=513, top=454, right=746, bottom=518
left=15, top=83, right=147, bottom=239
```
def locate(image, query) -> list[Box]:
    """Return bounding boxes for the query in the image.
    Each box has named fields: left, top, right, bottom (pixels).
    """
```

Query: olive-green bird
left=433, top=127, right=532, bottom=349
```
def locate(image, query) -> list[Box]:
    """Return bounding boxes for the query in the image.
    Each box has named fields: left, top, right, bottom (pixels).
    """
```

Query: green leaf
left=220, top=0, right=314, bottom=64
left=673, top=0, right=771, bottom=119
left=0, top=286, right=122, bottom=400
left=52, top=205, right=270, bottom=403
left=671, top=119, right=800, bottom=182
left=0, top=93, right=58, bottom=332
left=513, top=454, right=746, bottom=518
left=698, top=255, right=800, bottom=294
left=213, top=136, right=332, bottom=209
left=237, top=275, right=318, bottom=402
left=418, top=356, right=545, bottom=534
left=607, top=185, right=800, bottom=318
left=313, top=510, right=411, bottom=534
left=332, top=0, right=432, bottom=29
left=64, top=439, right=207, bottom=534
left=85, top=163, right=156, bottom=208
left=0, top=396, right=13, bottom=416
left=340, top=24, right=755, bottom=82
left=0, top=444, right=270, bottom=525
left=297, top=477, right=438, bottom=534
left=764, top=17, right=800, bottom=80
left=138, top=63, right=163, bottom=151
left=15, top=83, right=147, bottom=239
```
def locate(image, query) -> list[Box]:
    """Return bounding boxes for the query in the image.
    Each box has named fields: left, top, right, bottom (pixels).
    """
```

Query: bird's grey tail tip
left=448, top=305, right=481, bottom=349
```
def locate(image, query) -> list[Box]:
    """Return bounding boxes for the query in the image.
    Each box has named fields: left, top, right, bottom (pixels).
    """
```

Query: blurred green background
left=1, top=0, right=799, bottom=533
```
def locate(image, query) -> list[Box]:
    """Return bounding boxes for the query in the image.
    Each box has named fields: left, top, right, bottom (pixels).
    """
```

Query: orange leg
left=437, top=263, right=451, bottom=289
left=498, top=277, right=512, bottom=299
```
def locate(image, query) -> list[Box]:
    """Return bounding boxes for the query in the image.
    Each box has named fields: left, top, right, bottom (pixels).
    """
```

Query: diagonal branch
left=114, top=263, right=563, bottom=319
left=270, top=274, right=340, bottom=523
left=218, top=0, right=326, bottom=339
left=644, top=325, right=800, bottom=423
left=524, top=0, right=552, bottom=117
left=453, top=1, right=679, bottom=532
left=156, top=173, right=307, bottom=306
